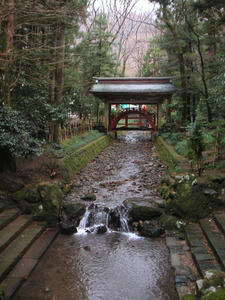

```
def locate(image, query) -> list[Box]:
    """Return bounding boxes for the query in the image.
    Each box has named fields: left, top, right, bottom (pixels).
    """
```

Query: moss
left=166, top=183, right=212, bottom=220
left=81, top=193, right=96, bottom=201
left=13, top=186, right=41, bottom=204
left=203, top=270, right=225, bottom=289
left=38, top=183, right=64, bottom=225
left=63, top=202, right=86, bottom=220
left=12, top=186, right=41, bottom=214
left=159, top=213, right=178, bottom=230
left=201, top=288, right=225, bottom=300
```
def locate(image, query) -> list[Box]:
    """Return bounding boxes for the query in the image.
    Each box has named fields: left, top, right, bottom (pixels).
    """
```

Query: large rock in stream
left=60, top=202, right=86, bottom=234
left=139, top=222, right=164, bottom=238
left=123, top=197, right=162, bottom=221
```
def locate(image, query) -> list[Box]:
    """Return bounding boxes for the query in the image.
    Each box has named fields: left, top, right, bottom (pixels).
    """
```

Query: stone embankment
left=156, top=135, right=225, bottom=299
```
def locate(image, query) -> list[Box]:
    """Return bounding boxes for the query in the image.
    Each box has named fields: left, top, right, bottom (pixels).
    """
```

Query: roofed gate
left=90, top=77, right=175, bottom=133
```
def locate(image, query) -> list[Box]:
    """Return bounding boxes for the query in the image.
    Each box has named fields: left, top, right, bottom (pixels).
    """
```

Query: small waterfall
left=76, top=204, right=130, bottom=235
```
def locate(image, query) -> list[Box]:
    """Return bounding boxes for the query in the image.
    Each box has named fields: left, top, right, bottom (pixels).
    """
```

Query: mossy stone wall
left=62, top=135, right=110, bottom=180
left=155, top=136, right=186, bottom=170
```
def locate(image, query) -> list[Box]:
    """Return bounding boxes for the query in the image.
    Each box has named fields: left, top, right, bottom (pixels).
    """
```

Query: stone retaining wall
left=62, top=135, right=110, bottom=180
left=155, top=136, right=186, bottom=170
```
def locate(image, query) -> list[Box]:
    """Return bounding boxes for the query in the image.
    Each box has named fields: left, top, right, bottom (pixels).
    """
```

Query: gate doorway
left=90, top=77, right=175, bottom=133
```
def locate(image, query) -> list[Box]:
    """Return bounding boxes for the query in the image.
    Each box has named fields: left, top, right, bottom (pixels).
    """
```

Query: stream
left=14, top=132, right=178, bottom=300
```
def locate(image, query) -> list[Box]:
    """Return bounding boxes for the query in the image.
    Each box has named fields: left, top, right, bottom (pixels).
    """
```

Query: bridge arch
left=110, top=109, right=155, bottom=131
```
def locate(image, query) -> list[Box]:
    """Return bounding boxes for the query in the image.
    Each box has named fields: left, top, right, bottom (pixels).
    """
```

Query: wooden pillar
left=125, top=115, right=128, bottom=128
left=157, top=103, right=162, bottom=130
left=108, top=103, right=111, bottom=132
left=139, top=113, right=142, bottom=128
left=103, top=101, right=109, bottom=131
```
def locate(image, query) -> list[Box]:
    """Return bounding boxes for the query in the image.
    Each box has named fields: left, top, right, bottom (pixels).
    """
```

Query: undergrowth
left=161, top=132, right=189, bottom=156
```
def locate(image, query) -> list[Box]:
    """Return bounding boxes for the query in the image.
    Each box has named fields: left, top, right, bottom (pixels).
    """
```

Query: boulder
left=166, top=183, right=213, bottom=220
left=123, top=197, right=162, bottom=221
left=139, top=222, right=164, bottom=238
left=108, top=206, right=126, bottom=230
left=96, top=224, right=107, bottom=234
left=159, top=213, right=179, bottom=230
left=159, top=174, right=220, bottom=221
left=81, top=193, right=96, bottom=201
left=60, top=202, right=86, bottom=234
left=63, top=202, right=86, bottom=221
left=13, top=186, right=41, bottom=204
left=38, top=183, right=64, bottom=224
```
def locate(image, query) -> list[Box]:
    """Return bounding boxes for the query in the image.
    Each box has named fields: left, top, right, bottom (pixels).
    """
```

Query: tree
left=147, top=0, right=225, bottom=125
left=0, top=0, right=88, bottom=163
left=71, top=12, right=118, bottom=122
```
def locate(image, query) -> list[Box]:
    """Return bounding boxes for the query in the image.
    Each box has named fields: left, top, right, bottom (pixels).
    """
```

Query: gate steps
left=185, top=211, right=225, bottom=276
left=0, top=205, right=59, bottom=299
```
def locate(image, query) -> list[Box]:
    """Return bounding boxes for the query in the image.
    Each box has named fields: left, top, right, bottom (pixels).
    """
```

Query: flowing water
left=14, top=132, right=178, bottom=300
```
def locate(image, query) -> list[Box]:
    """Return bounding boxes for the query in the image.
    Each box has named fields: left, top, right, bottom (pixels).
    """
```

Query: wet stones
left=81, top=193, right=96, bottom=201
left=122, top=197, right=166, bottom=238
left=96, top=224, right=107, bottom=234
left=138, top=221, right=164, bottom=238
left=60, top=202, right=86, bottom=234
left=85, top=225, right=108, bottom=234
left=123, top=197, right=163, bottom=221
left=159, top=213, right=179, bottom=231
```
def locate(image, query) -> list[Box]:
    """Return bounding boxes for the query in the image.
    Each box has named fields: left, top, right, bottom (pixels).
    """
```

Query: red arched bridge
left=110, top=108, right=156, bottom=132
left=90, top=77, right=175, bottom=133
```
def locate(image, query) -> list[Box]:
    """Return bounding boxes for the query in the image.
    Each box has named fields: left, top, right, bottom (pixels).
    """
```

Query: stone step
left=0, top=222, right=45, bottom=282
left=0, top=208, right=21, bottom=230
left=200, top=218, right=225, bottom=270
left=185, top=223, right=221, bottom=277
left=0, top=228, right=59, bottom=299
left=214, top=212, right=225, bottom=236
left=0, top=215, right=33, bottom=253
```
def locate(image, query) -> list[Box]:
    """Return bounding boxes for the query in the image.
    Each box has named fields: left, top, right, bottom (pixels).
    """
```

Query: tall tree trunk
left=53, top=24, right=65, bottom=144
left=186, top=18, right=212, bottom=122
left=166, top=97, right=172, bottom=123
left=162, top=4, right=187, bottom=124
left=49, top=29, right=57, bottom=141
left=3, top=0, right=14, bottom=107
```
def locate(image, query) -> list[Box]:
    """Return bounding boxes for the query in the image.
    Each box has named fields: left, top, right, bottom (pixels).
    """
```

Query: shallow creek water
left=14, top=132, right=178, bottom=300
